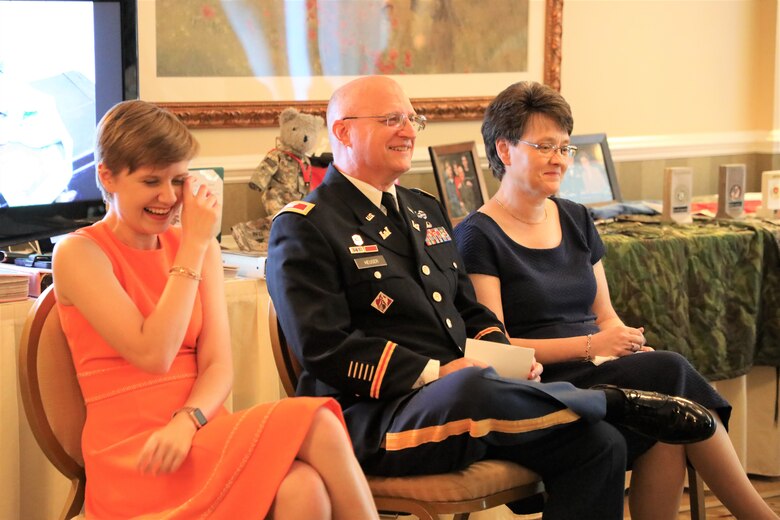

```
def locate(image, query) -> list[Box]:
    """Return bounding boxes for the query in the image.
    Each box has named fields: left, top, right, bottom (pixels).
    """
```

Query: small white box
left=221, top=250, right=266, bottom=279
left=662, top=167, right=693, bottom=224
left=757, top=170, right=780, bottom=219
left=716, top=164, right=746, bottom=220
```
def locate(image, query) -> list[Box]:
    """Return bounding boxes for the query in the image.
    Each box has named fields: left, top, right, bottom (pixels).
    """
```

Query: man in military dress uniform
left=266, top=76, right=713, bottom=519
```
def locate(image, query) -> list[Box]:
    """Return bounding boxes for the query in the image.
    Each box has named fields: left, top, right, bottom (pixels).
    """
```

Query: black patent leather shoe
left=594, top=384, right=716, bottom=444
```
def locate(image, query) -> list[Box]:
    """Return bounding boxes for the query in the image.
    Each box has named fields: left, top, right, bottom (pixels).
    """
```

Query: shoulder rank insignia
left=410, top=187, right=437, bottom=199
left=274, top=200, right=315, bottom=218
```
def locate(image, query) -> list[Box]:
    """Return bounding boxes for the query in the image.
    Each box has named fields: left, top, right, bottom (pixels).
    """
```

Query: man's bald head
left=326, top=76, right=406, bottom=139
left=325, top=76, right=418, bottom=190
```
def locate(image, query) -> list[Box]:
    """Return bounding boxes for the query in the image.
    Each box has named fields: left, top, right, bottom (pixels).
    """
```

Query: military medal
left=371, top=292, right=394, bottom=313
left=425, top=226, right=452, bottom=245
left=352, top=234, right=364, bottom=246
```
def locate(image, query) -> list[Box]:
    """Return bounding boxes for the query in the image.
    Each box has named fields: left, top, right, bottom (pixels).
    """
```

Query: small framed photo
left=559, top=133, right=622, bottom=206
left=428, top=142, right=490, bottom=224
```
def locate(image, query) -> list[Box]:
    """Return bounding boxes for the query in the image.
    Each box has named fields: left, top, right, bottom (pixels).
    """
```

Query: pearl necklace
left=495, top=198, right=548, bottom=225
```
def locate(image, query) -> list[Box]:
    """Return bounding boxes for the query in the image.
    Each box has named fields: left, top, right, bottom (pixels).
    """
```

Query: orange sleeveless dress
left=58, top=221, right=345, bottom=519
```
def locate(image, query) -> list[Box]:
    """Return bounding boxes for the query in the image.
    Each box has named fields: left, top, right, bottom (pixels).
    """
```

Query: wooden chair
left=268, top=300, right=545, bottom=520
left=18, top=285, right=86, bottom=520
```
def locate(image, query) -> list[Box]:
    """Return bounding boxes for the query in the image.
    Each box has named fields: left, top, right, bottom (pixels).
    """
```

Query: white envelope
left=464, top=338, right=535, bottom=380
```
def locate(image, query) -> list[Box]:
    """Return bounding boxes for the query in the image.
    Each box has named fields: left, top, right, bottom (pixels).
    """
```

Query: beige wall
left=176, top=0, right=780, bottom=234
left=562, top=0, right=776, bottom=136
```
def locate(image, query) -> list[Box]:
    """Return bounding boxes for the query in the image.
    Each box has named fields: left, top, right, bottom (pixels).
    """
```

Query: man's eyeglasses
left=341, top=112, right=427, bottom=132
left=518, top=140, right=578, bottom=158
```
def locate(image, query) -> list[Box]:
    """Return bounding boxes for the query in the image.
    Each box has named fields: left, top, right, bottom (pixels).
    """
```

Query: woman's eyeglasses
left=518, top=140, right=577, bottom=158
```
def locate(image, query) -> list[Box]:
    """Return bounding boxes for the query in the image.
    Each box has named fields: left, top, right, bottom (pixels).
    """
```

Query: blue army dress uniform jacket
left=267, top=165, right=511, bottom=458
left=267, top=165, right=606, bottom=464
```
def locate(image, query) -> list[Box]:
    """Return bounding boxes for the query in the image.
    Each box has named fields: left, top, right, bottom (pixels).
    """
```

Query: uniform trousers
left=360, top=367, right=628, bottom=520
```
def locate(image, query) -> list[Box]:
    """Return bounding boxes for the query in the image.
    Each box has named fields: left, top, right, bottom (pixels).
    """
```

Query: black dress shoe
left=594, top=385, right=716, bottom=444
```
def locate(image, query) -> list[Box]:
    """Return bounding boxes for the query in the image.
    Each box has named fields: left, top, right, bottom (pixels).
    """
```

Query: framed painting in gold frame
left=138, top=0, right=564, bottom=128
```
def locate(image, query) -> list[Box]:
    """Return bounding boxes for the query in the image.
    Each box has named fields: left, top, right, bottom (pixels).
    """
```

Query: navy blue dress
left=454, top=197, right=731, bottom=464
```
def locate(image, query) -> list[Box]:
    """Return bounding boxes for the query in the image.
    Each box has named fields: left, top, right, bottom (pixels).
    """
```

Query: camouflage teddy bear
left=232, top=107, right=324, bottom=252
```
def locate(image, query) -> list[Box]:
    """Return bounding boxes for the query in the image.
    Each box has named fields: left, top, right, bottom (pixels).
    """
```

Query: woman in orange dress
left=52, top=100, right=379, bottom=519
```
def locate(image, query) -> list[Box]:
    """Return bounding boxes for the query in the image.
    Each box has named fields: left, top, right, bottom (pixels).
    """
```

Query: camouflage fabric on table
left=598, top=218, right=773, bottom=381
left=743, top=220, right=780, bottom=367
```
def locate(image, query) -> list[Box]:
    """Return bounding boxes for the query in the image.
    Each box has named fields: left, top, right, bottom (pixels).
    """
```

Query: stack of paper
left=0, top=269, right=32, bottom=302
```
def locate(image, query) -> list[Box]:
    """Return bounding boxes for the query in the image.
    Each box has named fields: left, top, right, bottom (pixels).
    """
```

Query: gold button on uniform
left=374, top=271, right=382, bottom=279
left=432, top=291, right=442, bottom=302
left=452, top=262, right=458, bottom=269
left=446, top=318, right=453, bottom=328
left=421, top=265, right=431, bottom=276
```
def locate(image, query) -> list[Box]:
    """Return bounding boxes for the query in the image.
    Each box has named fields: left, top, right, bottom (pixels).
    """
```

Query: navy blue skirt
left=541, top=350, right=731, bottom=467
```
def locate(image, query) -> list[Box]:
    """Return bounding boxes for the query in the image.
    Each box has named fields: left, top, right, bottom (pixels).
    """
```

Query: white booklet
left=465, top=338, right=535, bottom=380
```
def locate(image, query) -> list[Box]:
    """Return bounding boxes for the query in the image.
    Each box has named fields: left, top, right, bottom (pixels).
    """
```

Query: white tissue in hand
left=591, top=356, right=619, bottom=366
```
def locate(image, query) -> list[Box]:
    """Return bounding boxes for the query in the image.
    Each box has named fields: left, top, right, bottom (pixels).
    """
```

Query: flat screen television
left=0, top=0, right=137, bottom=250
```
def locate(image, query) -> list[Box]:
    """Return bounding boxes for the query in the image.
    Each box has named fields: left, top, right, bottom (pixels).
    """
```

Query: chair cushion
left=367, top=460, right=540, bottom=502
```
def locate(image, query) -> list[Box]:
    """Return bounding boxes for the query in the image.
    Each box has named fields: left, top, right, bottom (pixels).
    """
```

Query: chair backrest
left=18, top=285, right=86, bottom=520
left=268, top=298, right=303, bottom=397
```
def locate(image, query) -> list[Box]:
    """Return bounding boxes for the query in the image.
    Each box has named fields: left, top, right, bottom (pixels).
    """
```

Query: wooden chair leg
left=687, top=460, right=706, bottom=520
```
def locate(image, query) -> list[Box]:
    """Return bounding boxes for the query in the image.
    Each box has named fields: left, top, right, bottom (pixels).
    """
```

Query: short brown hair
left=482, top=82, right=573, bottom=180
left=95, top=100, right=198, bottom=199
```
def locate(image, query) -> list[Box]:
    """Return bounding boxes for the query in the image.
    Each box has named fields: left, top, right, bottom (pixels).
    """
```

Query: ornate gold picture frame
left=141, top=0, right=564, bottom=128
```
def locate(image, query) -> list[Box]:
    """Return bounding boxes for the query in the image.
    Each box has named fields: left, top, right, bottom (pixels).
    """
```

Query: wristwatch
left=173, top=406, right=207, bottom=430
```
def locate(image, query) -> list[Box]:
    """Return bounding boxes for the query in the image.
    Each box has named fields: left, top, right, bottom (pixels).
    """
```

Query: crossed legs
left=269, top=408, right=379, bottom=519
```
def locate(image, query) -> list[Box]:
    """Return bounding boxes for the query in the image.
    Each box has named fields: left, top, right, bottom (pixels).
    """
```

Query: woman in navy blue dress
left=453, top=81, right=777, bottom=520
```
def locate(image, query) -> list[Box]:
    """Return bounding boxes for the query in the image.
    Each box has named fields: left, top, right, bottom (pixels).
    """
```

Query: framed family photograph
left=429, top=142, right=490, bottom=224
left=558, top=133, right=622, bottom=206
left=138, top=0, right=564, bottom=128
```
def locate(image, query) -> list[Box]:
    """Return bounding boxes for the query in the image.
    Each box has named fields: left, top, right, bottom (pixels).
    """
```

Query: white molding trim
left=190, top=155, right=258, bottom=184
left=608, top=131, right=779, bottom=161
left=200, top=131, right=780, bottom=183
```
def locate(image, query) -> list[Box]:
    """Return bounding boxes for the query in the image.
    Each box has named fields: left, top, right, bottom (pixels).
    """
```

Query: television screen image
left=0, top=0, right=136, bottom=248
left=0, top=1, right=102, bottom=207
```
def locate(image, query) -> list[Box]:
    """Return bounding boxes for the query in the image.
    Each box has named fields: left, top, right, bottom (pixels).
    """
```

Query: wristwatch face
left=190, top=408, right=207, bottom=428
